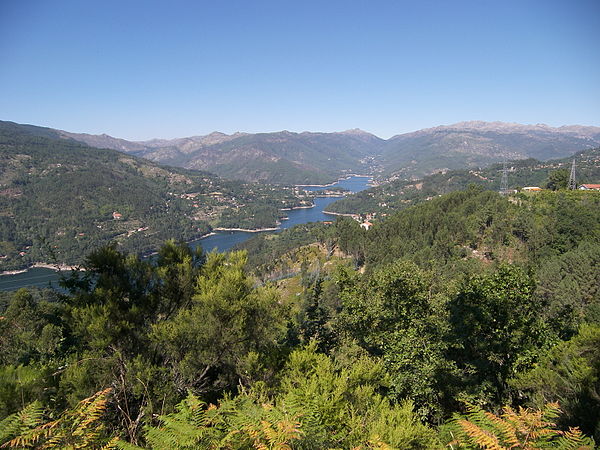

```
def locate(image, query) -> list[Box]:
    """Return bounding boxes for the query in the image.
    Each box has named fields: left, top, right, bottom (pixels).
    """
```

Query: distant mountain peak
left=205, top=131, right=228, bottom=138
left=340, top=128, right=373, bottom=136
left=390, top=121, right=600, bottom=139
left=441, top=121, right=600, bottom=134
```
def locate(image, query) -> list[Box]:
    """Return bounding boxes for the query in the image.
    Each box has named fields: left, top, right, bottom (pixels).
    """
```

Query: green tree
left=154, top=239, right=204, bottom=319
left=336, top=260, right=451, bottom=420
left=334, top=217, right=366, bottom=266
left=123, top=345, right=439, bottom=449
left=57, top=242, right=204, bottom=442
left=544, top=169, right=569, bottom=191
left=536, top=241, right=600, bottom=338
left=297, top=279, right=336, bottom=353
left=510, top=324, right=600, bottom=441
left=151, top=251, right=288, bottom=396
left=447, top=265, right=547, bottom=406
left=0, top=289, right=63, bottom=366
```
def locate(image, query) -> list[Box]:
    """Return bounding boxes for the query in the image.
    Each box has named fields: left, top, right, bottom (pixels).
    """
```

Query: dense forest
left=327, top=147, right=600, bottom=216
left=1, top=186, right=598, bottom=448
left=0, top=122, right=313, bottom=271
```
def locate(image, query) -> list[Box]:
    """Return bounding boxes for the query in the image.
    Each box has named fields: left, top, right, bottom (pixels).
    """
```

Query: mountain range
left=60, top=128, right=383, bottom=185
left=54, top=120, right=600, bottom=184
left=2, top=120, right=600, bottom=185
left=381, top=121, right=600, bottom=180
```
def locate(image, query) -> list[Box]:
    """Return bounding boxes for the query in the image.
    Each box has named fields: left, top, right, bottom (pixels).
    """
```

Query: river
left=0, top=175, right=370, bottom=291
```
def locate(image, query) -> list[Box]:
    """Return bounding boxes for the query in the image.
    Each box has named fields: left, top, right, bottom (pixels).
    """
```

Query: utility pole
left=568, top=159, right=576, bottom=190
left=500, top=160, right=509, bottom=195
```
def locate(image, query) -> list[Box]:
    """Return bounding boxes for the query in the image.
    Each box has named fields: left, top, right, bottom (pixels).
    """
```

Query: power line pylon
left=500, top=160, right=509, bottom=195
left=568, top=159, right=576, bottom=190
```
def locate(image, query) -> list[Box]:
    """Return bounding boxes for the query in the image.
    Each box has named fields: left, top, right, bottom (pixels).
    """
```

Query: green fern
left=1, top=388, right=112, bottom=449
left=138, top=392, right=302, bottom=449
left=445, top=402, right=595, bottom=449
left=0, top=401, right=46, bottom=445
left=115, top=346, right=438, bottom=449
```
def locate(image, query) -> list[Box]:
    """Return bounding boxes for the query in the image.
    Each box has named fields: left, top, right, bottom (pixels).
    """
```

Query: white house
left=579, top=184, right=600, bottom=191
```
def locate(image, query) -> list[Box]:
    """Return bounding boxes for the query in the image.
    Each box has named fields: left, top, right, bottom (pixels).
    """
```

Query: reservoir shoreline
left=0, top=176, right=371, bottom=289
left=295, top=174, right=370, bottom=188
left=322, top=210, right=359, bottom=217
left=212, top=226, right=278, bottom=233
left=1, top=263, right=81, bottom=277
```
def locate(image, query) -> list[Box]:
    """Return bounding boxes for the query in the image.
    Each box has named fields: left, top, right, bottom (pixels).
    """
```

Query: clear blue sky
left=1, top=0, right=599, bottom=139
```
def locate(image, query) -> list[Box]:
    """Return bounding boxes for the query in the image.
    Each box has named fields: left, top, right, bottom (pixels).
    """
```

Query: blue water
left=197, top=176, right=370, bottom=252
left=298, top=175, right=371, bottom=193
left=0, top=268, right=73, bottom=291
left=0, top=176, right=370, bottom=290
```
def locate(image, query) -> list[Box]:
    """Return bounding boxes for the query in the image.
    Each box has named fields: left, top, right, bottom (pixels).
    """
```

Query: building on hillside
left=360, top=221, right=373, bottom=230
left=522, top=186, right=542, bottom=192
left=112, top=211, right=123, bottom=220
left=579, top=184, right=600, bottom=191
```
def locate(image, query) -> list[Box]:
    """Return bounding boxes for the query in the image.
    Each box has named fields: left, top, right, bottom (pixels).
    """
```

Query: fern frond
left=552, top=427, right=595, bottom=450
left=446, top=402, right=595, bottom=449
left=0, top=401, right=46, bottom=445
left=458, top=419, right=505, bottom=450
left=110, top=439, right=146, bottom=450
left=1, top=388, right=112, bottom=449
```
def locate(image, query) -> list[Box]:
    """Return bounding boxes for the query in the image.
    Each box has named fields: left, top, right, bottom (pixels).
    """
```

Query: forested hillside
left=1, top=187, right=598, bottom=448
left=380, top=121, right=600, bottom=178
left=0, top=122, right=312, bottom=271
left=64, top=127, right=383, bottom=185
left=327, top=147, right=600, bottom=215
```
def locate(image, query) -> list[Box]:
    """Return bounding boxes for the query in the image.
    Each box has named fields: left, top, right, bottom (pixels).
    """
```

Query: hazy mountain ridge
left=62, top=128, right=385, bottom=184
left=382, top=121, right=600, bottom=178
left=12, top=120, right=600, bottom=184
left=396, top=121, right=600, bottom=138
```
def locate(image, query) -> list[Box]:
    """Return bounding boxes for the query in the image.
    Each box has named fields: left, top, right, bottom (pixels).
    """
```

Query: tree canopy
left=1, top=186, right=598, bottom=447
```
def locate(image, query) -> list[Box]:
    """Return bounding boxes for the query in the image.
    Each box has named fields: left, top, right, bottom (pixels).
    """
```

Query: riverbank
left=296, top=174, right=371, bottom=188
left=296, top=181, right=338, bottom=188
left=32, top=263, right=79, bottom=271
left=1, top=262, right=80, bottom=277
left=212, top=226, right=279, bottom=233
left=1, top=228, right=263, bottom=276
left=0, top=201, right=348, bottom=277
left=209, top=203, right=318, bottom=233
left=0, top=268, right=28, bottom=276
left=280, top=204, right=315, bottom=210
left=322, top=210, right=359, bottom=218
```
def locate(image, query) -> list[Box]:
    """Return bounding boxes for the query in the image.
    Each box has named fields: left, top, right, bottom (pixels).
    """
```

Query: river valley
left=0, top=176, right=370, bottom=291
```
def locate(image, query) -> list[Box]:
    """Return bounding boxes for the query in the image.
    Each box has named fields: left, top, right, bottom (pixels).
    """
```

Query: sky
left=1, top=0, right=599, bottom=140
